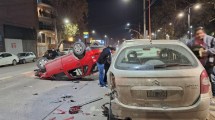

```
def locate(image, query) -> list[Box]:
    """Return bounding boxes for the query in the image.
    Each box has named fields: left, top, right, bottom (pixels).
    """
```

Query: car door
left=25, top=53, right=30, bottom=62
left=4, top=53, right=13, bottom=65
left=0, top=53, right=5, bottom=66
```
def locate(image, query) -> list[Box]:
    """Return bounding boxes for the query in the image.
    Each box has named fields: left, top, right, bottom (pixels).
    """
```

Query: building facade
left=0, top=0, right=58, bottom=57
left=37, top=0, right=57, bottom=57
left=0, top=0, right=38, bottom=55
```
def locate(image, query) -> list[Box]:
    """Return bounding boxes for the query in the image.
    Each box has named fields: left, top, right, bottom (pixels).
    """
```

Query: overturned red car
left=35, top=42, right=104, bottom=80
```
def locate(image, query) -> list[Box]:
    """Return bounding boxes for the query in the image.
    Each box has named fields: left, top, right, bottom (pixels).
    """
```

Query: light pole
left=125, top=23, right=141, bottom=38
left=104, top=35, right=108, bottom=46
left=122, top=0, right=146, bottom=38
left=178, top=3, right=201, bottom=39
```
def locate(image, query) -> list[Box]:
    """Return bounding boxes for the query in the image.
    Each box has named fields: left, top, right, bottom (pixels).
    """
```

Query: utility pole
left=143, top=0, right=146, bottom=38
left=148, top=0, right=151, bottom=39
left=188, top=7, right=191, bottom=39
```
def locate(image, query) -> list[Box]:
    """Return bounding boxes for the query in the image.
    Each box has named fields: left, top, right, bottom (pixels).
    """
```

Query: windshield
left=17, top=53, right=26, bottom=57
left=115, top=44, right=198, bottom=70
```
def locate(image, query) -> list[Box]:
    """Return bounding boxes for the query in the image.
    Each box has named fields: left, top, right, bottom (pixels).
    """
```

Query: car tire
left=36, top=57, right=48, bottom=70
left=73, top=41, right=86, bottom=58
left=33, top=58, right=36, bottom=62
left=22, top=59, right=26, bottom=64
left=12, top=60, right=17, bottom=66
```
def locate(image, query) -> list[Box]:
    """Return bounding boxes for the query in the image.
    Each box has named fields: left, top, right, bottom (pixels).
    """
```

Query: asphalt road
left=0, top=63, right=109, bottom=120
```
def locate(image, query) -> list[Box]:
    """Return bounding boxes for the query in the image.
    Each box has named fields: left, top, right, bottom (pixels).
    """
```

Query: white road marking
left=0, top=76, right=13, bottom=80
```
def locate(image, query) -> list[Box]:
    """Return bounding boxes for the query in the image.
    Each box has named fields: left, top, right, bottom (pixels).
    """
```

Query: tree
left=51, top=0, right=88, bottom=39
left=63, top=23, right=79, bottom=39
left=151, top=0, right=215, bottom=39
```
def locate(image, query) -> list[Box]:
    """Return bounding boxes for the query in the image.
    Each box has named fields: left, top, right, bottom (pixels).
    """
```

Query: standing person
left=51, top=48, right=58, bottom=59
left=97, top=46, right=115, bottom=87
left=187, top=27, right=215, bottom=96
left=104, top=47, right=116, bottom=84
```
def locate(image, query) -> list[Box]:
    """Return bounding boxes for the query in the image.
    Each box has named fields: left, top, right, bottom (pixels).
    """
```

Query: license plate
left=147, top=90, right=167, bottom=99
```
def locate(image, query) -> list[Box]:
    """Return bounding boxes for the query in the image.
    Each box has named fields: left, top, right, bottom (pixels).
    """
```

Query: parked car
left=17, top=52, right=36, bottom=64
left=0, top=52, right=19, bottom=66
left=107, top=39, right=211, bottom=120
left=61, top=48, right=73, bottom=55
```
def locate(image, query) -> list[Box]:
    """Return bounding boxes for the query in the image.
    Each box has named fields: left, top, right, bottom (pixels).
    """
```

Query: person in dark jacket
left=187, top=27, right=215, bottom=97
left=104, top=47, right=116, bottom=84
left=97, top=46, right=115, bottom=87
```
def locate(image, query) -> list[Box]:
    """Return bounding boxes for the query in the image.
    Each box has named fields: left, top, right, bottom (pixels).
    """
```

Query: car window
left=4, top=53, right=12, bottom=57
left=17, top=53, right=26, bottom=57
left=30, top=53, right=34, bottom=55
left=26, top=53, right=30, bottom=56
left=115, top=45, right=198, bottom=70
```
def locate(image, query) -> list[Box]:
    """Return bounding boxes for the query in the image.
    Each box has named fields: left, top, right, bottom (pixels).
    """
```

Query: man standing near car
left=97, top=46, right=115, bottom=87
left=187, top=27, right=215, bottom=97
left=104, top=46, right=116, bottom=84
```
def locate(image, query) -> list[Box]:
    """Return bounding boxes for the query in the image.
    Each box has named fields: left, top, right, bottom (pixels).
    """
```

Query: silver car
left=107, top=39, right=211, bottom=120
left=17, top=52, right=36, bottom=64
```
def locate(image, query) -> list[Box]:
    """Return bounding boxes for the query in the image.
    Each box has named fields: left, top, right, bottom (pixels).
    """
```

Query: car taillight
left=200, top=70, right=210, bottom=94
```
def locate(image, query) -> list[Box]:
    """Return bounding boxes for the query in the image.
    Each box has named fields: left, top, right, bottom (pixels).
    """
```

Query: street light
left=122, top=0, right=130, bottom=3
left=92, top=30, right=96, bottom=34
left=194, top=4, right=201, bottom=10
left=126, top=23, right=131, bottom=27
left=64, top=18, right=70, bottom=24
left=104, top=35, right=107, bottom=38
left=178, top=12, right=185, bottom=18
left=157, top=29, right=161, bottom=32
left=177, top=3, right=201, bottom=39
left=169, top=23, right=172, bottom=26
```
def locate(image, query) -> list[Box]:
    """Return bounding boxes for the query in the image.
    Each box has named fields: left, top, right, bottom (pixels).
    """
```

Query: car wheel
left=33, top=58, right=36, bottom=62
left=36, top=57, right=48, bottom=70
left=73, top=41, right=86, bottom=58
left=12, top=60, right=17, bottom=66
left=22, top=59, right=26, bottom=64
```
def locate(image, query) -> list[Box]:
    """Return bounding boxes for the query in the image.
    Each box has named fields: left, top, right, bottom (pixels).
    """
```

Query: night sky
left=88, top=0, right=144, bottom=41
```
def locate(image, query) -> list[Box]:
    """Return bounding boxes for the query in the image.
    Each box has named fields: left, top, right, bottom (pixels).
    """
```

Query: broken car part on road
left=69, top=97, right=103, bottom=114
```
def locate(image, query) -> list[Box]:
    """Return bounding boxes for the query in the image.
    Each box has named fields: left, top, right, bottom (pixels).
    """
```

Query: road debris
left=33, top=93, right=38, bottom=95
left=69, top=97, right=103, bottom=114
left=53, top=109, right=66, bottom=114
left=64, top=116, right=74, bottom=120
left=61, top=94, right=72, bottom=99
left=51, top=100, right=62, bottom=103
left=70, top=100, right=75, bottom=102
left=82, top=112, right=91, bottom=116
left=73, top=87, right=77, bottom=89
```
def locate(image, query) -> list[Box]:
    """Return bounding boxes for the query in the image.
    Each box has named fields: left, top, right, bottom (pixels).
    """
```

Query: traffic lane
left=0, top=62, right=36, bottom=77
left=0, top=72, right=79, bottom=120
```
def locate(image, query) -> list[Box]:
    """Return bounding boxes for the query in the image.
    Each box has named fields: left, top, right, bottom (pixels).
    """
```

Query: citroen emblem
left=152, top=80, right=160, bottom=86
